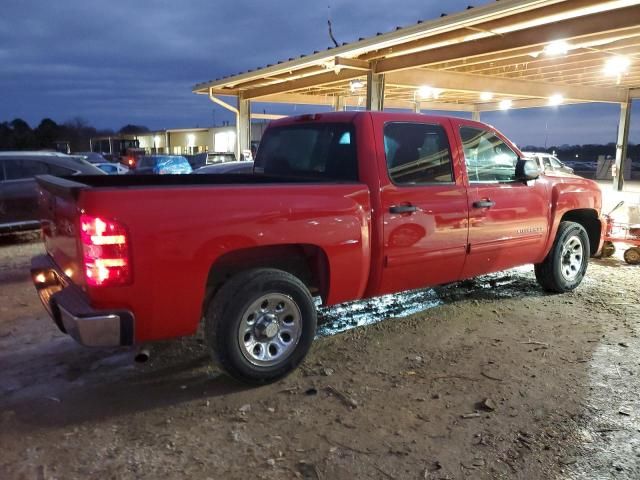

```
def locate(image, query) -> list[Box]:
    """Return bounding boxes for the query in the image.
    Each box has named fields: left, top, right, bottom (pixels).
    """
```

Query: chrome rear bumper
left=31, top=254, right=134, bottom=347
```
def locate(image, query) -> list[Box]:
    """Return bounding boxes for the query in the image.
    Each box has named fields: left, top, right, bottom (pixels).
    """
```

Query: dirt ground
left=1, top=232, right=639, bottom=480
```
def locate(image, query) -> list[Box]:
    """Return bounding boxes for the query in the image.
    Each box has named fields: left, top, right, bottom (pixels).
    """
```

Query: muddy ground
left=0, top=232, right=639, bottom=480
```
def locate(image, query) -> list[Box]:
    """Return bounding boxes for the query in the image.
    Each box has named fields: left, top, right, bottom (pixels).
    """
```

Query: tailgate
left=37, top=175, right=88, bottom=286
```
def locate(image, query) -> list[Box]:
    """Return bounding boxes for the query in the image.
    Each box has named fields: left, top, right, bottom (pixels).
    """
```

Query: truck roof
left=269, top=110, right=479, bottom=128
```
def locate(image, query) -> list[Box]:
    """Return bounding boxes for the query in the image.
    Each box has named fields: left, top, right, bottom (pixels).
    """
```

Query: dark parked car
left=195, top=161, right=254, bottom=175
left=0, top=152, right=106, bottom=234
left=130, top=155, right=193, bottom=175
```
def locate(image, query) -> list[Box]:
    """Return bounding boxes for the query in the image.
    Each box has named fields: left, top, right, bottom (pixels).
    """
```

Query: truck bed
left=36, top=174, right=372, bottom=343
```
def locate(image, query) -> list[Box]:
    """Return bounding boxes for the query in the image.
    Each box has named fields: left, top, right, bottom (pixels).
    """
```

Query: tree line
left=0, top=118, right=150, bottom=153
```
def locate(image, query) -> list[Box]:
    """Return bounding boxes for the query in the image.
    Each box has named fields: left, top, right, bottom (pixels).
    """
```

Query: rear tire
left=599, top=241, right=616, bottom=258
left=535, top=221, right=590, bottom=293
left=204, top=268, right=317, bottom=384
left=623, top=247, right=640, bottom=265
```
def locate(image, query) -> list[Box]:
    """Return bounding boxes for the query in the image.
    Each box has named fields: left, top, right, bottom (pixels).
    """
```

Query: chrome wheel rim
left=238, top=293, right=302, bottom=367
left=560, top=235, right=584, bottom=281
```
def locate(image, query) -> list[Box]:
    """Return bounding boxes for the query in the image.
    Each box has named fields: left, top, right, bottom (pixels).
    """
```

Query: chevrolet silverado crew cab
left=31, top=112, right=603, bottom=383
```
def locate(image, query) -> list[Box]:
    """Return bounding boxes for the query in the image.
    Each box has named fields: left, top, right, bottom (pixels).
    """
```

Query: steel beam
left=614, top=93, right=632, bottom=192
left=238, top=94, right=251, bottom=161
left=386, top=69, right=627, bottom=103
left=375, top=5, right=640, bottom=74
left=366, top=72, right=385, bottom=111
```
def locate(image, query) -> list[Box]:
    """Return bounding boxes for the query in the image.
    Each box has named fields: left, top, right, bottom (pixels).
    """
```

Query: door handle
left=472, top=200, right=496, bottom=209
left=389, top=204, right=418, bottom=214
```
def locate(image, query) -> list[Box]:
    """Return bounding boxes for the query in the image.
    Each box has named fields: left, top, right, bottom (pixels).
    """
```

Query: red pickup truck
left=31, top=112, right=603, bottom=383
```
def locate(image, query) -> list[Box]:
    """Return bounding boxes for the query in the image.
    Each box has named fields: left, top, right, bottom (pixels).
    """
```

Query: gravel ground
left=0, top=232, right=639, bottom=480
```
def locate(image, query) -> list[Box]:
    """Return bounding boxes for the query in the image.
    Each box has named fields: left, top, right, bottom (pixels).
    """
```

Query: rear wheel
left=623, top=247, right=640, bottom=265
left=204, top=268, right=317, bottom=384
left=599, top=241, right=616, bottom=258
left=535, top=221, right=590, bottom=293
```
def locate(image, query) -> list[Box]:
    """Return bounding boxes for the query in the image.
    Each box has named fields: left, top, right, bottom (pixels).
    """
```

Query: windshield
left=255, top=123, right=358, bottom=181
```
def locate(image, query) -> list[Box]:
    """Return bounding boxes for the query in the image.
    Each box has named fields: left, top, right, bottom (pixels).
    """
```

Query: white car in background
left=94, top=162, right=129, bottom=175
left=522, top=152, right=574, bottom=174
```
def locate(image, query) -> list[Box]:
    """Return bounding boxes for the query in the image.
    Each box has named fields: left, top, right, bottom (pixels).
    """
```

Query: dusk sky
left=1, top=0, right=637, bottom=147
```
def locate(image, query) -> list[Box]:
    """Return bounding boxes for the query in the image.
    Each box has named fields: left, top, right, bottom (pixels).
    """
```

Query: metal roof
left=194, top=0, right=640, bottom=111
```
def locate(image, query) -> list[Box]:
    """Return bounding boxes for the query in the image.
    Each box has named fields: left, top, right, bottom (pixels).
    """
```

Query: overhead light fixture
left=604, top=56, right=631, bottom=77
left=543, top=40, right=570, bottom=56
left=417, top=86, right=442, bottom=99
left=480, top=92, right=493, bottom=101
left=350, top=79, right=364, bottom=92
left=499, top=99, right=512, bottom=110
left=548, top=94, right=564, bottom=106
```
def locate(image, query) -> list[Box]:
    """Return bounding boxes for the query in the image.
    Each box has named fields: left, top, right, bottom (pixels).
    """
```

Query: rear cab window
left=459, top=126, right=518, bottom=183
left=383, top=122, right=454, bottom=185
left=254, top=123, right=358, bottom=181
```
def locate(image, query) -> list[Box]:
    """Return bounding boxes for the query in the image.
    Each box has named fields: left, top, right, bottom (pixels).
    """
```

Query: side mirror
left=515, top=158, right=540, bottom=181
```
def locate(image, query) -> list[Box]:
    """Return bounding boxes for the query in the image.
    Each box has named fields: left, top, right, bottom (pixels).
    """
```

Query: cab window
left=459, top=127, right=518, bottom=183
left=384, top=122, right=453, bottom=185
left=3, top=159, right=49, bottom=180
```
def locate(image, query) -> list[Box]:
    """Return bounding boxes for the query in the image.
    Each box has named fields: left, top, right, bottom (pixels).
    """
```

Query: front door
left=452, top=123, right=550, bottom=279
left=377, top=119, right=469, bottom=295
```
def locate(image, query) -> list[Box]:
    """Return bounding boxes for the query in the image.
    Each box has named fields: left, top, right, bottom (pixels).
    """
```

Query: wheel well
left=561, top=209, right=601, bottom=256
left=203, top=244, right=329, bottom=313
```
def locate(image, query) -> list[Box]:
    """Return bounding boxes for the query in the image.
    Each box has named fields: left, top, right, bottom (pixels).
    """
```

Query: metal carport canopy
left=193, top=0, right=640, bottom=189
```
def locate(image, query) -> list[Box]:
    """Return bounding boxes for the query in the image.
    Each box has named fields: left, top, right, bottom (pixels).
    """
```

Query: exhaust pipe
left=134, top=346, right=151, bottom=363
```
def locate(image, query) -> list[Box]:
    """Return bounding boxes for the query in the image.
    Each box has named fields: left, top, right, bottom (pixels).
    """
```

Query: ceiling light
left=548, top=94, right=564, bottom=106
left=417, top=86, right=443, bottom=99
left=543, top=40, right=570, bottom=56
left=604, top=56, right=631, bottom=77
left=499, top=99, right=512, bottom=111
left=350, top=79, right=364, bottom=92
left=480, top=92, right=493, bottom=101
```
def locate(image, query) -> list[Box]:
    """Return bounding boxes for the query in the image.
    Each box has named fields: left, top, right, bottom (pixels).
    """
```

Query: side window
left=0, top=161, right=5, bottom=181
left=542, top=156, right=553, bottom=170
left=384, top=122, right=454, bottom=185
left=549, top=157, right=563, bottom=169
left=459, top=127, right=518, bottom=183
left=47, top=163, right=76, bottom=176
left=4, top=159, right=49, bottom=180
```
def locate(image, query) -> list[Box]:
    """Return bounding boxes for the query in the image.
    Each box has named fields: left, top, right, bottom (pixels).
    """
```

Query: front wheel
left=204, top=268, right=317, bottom=384
left=535, top=221, right=590, bottom=293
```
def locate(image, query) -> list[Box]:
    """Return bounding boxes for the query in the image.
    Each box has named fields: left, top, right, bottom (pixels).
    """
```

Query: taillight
left=128, top=157, right=135, bottom=166
left=80, top=214, right=131, bottom=287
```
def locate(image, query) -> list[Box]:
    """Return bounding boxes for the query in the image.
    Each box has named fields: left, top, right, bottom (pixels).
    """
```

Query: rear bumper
left=30, top=254, right=134, bottom=347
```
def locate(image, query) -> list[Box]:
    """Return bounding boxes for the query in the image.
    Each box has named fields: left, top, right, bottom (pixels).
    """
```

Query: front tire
left=204, top=268, right=317, bottom=384
left=535, top=221, right=590, bottom=293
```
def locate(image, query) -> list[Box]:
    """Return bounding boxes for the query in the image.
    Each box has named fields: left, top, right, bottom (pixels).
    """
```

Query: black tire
left=599, top=241, right=616, bottom=258
left=535, top=221, right=590, bottom=293
left=623, top=247, right=640, bottom=265
left=204, top=268, right=317, bottom=384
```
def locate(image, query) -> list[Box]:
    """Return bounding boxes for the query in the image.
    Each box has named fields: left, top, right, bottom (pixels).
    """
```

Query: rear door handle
left=389, top=205, right=418, bottom=214
left=472, top=200, right=496, bottom=209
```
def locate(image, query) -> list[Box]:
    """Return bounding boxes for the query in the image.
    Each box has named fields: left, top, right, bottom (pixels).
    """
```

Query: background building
left=136, top=123, right=267, bottom=156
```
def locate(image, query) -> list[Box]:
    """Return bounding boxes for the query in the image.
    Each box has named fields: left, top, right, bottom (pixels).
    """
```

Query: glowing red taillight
left=80, top=214, right=131, bottom=287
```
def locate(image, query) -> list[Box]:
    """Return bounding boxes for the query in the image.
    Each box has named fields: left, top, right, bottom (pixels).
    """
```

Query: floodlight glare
left=604, top=56, right=631, bottom=76
left=548, top=94, right=564, bottom=106
left=543, top=40, right=570, bottom=56
left=499, top=99, right=512, bottom=110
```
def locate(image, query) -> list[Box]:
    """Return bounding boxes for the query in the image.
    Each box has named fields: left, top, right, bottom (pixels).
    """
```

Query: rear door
left=451, top=121, right=550, bottom=278
left=0, top=158, right=48, bottom=227
left=376, top=117, right=469, bottom=294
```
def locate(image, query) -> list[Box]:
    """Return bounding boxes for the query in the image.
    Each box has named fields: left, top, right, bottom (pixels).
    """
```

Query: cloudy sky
left=0, top=0, right=637, bottom=146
